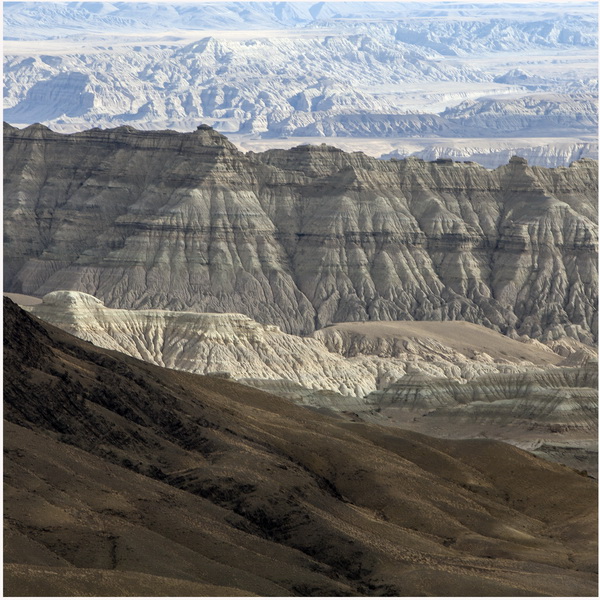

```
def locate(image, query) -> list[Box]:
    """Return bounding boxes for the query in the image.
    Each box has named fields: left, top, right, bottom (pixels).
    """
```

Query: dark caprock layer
left=3, top=123, right=598, bottom=340
left=4, top=297, right=598, bottom=596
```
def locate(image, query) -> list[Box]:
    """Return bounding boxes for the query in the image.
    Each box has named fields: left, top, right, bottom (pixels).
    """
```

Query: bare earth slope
left=314, top=320, right=564, bottom=366
left=4, top=123, right=597, bottom=342
left=4, top=298, right=598, bottom=596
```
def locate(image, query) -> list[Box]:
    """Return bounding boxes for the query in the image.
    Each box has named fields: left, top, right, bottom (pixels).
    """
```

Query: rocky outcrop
left=440, top=94, right=598, bottom=136
left=25, top=291, right=564, bottom=400
left=4, top=124, right=597, bottom=341
left=369, top=366, right=597, bottom=413
left=264, top=94, right=598, bottom=138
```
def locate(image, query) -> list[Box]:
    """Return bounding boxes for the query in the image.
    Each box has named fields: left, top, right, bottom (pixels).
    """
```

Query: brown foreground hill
left=4, top=298, right=598, bottom=596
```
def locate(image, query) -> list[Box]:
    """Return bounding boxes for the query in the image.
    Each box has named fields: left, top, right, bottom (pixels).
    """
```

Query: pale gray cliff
left=4, top=123, right=598, bottom=341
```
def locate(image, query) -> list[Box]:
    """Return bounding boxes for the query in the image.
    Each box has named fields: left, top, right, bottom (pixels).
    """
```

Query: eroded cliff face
left=4, top=123, right=597, bottom=340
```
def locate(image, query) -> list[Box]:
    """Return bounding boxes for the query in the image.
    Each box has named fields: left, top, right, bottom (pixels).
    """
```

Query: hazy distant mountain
left=382, top=140, right=598, bottom=169
left=3, top=2, right=597, bottom=150
left=5, top=2, right=597, bottom=41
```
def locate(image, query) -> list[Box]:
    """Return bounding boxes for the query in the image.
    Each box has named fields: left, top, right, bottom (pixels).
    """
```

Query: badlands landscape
left=3, top=1, right=598, bottom=597
left=20, top=289, right=597, bottom=476
left=3, top=1, right=598, bottom=165
left=4, top=123, right=598, bottom=595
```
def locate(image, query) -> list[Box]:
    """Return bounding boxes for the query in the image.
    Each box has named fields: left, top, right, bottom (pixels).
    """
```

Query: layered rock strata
left=368, top=367, right=598, bottom=474
left=4, top=124, right=598, bottom=342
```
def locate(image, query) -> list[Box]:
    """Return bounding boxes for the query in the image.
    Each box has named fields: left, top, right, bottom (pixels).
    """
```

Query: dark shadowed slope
left=4, top=298, right=597, bottom=596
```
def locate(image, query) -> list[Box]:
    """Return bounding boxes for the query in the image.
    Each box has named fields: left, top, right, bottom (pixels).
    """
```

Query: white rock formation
left=25, top=291, right=571, bottom=401
left=22, top=290, right=597, bottom=473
